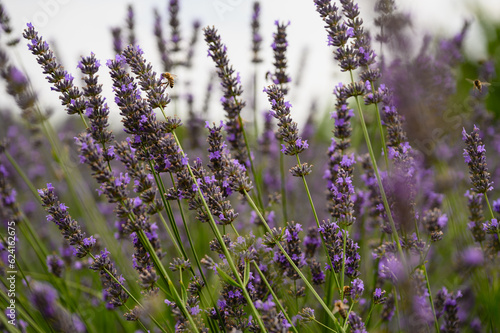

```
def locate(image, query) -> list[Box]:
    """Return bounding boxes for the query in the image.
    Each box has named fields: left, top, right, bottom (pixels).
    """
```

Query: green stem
left=324, top=272, right=334, bottom=333
left=314, top=318, right=338, bottom=332
left=156, top=108, right=252, bottom=329
left=364, top=302, right=375, bottom=329
left=365, top=233, right=385, bottom=328
left=148, top=167, right=185, bottom=258
left=280, top=141, right=289, bottom=223
left=422, top=263, right=440, bottom=333
left=151, top=166, right=219, bottom=333
left=294, top=279, right=299, bottom=313
left=230, top=223, right=240, bottom=237
left=239, top=114, right=265, bottom=212
left=4, top=152, right=40, bottom=199
left=348, top=69, right=405, bottom=263
left=295, top=154, right=320, bottom=226
left=143, top=147, right=220, bottom=330
left=368, top=80, right=389, bottom=170
left=393, top=286, right=401, bottom=332
left=146, top=154, right=186, bottom=258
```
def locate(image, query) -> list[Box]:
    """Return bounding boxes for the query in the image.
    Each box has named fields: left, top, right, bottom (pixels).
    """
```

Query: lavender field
left=0, top=0, right=499, bottom=332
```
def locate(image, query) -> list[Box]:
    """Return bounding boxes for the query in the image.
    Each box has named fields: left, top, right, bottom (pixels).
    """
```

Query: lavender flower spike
left=121, top=44, right=170, bottom=110
left=38, top=184, right=96, bottom=258
left=483, top=218, right=500, bottom=235
left=269, top=20, right=291, bottom=93
left=23, top=23, right=85, bottom=115
left=265, top=84, right=312, bottom=177
left=462, top=125, right=492, bottom=193
left=169, top=0, right=182, bottom=53
left=204, top=26, right=247, bottom=164
left=89, top=248, right=130, bottom=307
left=251, top=2, right=263, bottom=64
left=78, top=52, right=114, bottom=146
left=265, top=84, right=308, bottom=156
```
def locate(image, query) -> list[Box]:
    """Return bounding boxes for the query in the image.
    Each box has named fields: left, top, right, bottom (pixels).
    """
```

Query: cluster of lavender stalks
left=0, top=0, right=499, bottom=332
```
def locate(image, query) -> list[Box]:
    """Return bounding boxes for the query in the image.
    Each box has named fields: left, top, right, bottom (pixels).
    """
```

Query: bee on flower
left=160, top=72, right=177, bottom=88
left=466, top=78, right=491, bottom=92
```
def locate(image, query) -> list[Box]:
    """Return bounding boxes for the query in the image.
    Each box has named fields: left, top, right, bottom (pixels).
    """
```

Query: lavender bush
left=0, top=0, right=499, bottom=332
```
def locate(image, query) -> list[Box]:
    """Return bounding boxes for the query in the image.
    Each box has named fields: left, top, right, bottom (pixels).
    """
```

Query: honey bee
left=466, top=78, right=491, bottom=92
left=160, top=72, right=177, bottom=88
left=332, top=300, right=349, bottom=319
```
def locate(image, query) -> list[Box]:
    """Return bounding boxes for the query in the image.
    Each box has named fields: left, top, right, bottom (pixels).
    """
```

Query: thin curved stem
left=422, top=263, right=440, bottom=333
left=280, top=141, right=289, bottom=223
left=368, top=80, right=389, bottom=170
left=239, top=114, right=265, bottom=212
left=348, top=70, right=405, bottom=263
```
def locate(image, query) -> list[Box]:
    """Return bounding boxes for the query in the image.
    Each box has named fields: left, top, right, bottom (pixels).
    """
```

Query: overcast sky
left=1, top=0, right=500, bottom=128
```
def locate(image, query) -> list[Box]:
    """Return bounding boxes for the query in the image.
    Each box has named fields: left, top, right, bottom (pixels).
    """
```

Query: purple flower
left=296, top=307, right=316, bottom=324
left=462, top=126, right=492, bottom=193
left=304, top=227, right=321, bottom=258
left=38, top=184, right=94, bottom=258
left=350, top=278, right=364, bottom=301
left=482, top=218, right=500, bottom=234
left=493, top=198, right=500, bottom=214
left=189, top=305, right=201, bottom=316
left=30, top=282, right=58, bottom=319
left=23, top=24, right=86, bottom=115
left=378, top=254, right=404, bottom=283
left=269, top=20, right=291, bottom=94
left=434, top=287, right=462, bottom=332
left=373, top=288, right=387, bottom=304
left=251, top=2, right=263, bottom=64
left=90, top=249, right=129, bottom=307
left=78, top=52, right=114, bottom=147
left=328, top=167, right=356, bottom=226
left=265, top=85, right=308, bottom=156
left=461, top=247, right=484, bottom=267
left=204, top=26, right=248, bottom=164
left=320, top=221, right=361, bottom=278
left=348, top=311, right=368, bottom=333
left=465, top=190, right=486, bottom=243
left=46, top=255, right=64, bottom=278
left=168, top=0, right=181, bottom=52
left=121, top=45, right=170, bottom=110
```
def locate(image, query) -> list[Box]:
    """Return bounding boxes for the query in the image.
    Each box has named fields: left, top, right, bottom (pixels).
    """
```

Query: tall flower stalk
left=204, top=26, right=265, bottom=212
left=314, top=0, right=404, bottom=261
